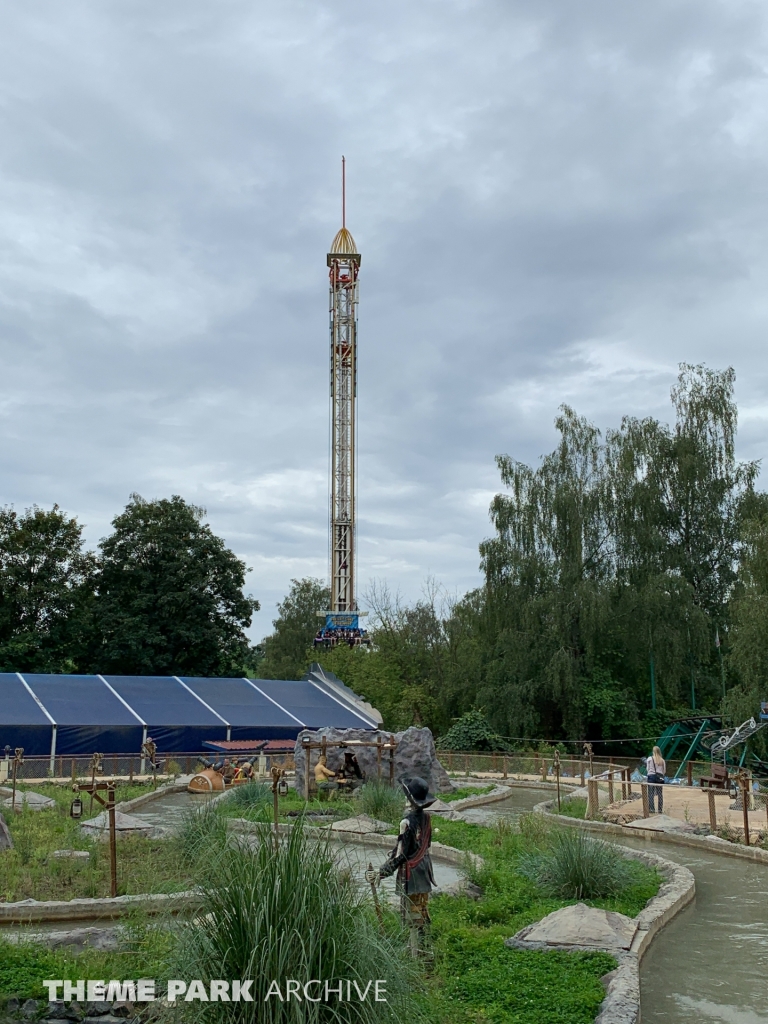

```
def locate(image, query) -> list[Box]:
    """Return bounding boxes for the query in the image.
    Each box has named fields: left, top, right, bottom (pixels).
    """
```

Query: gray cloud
left=1, top=0, right=768, bottom=635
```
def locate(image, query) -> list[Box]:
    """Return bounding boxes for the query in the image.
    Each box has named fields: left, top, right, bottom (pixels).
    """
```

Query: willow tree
left=478, top=364, right=756, bottom=742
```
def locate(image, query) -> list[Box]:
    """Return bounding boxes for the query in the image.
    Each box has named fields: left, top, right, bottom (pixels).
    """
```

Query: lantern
left=277, top=777, right=289, bottom=797
left=70, top=797, right=83, bottom=819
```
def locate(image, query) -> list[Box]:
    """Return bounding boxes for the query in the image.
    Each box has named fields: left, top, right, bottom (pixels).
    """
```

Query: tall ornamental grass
left=519, top=827, right=633, bottom=900
left=358, top=781, right=404, bottom=825
left=226, top=781, right=271, bottom=813
left=174, top=801, right=229, bottom=869
left=171, top=821, right=420, bottom=1023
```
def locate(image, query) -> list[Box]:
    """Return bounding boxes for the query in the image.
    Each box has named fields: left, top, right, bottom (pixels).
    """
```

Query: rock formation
left=294, top=726, right=454, bottom=795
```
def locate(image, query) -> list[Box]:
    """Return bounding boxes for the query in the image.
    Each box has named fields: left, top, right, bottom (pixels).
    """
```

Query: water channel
left=492, top=786, right=768, bottom=1023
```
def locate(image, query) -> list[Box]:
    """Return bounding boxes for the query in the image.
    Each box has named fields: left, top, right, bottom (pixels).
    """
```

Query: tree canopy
left=89, top=494, right=259, bottom=676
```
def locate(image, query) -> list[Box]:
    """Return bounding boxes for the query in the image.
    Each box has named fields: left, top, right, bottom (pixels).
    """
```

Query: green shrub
left=226, top=781, right=271, bottom=811
left=558, top=797, right=588, bottom=819
left=358, top=780, right=404, bottom=824
left=519, top=828, right=634, bottom=900
left=436, top=709, right=510, bottom=752
left=174, top=801, right=229, bottom=868
left=171, top=821, right=421, bottom=1023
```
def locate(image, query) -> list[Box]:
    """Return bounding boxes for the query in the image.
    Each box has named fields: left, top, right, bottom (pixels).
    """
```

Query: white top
left=646, top=755, right=666, bottom=776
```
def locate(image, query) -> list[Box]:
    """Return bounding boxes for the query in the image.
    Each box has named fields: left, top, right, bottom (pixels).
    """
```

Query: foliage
left=0, top=783, right=194, bottom=902
left=437, top=709, right=511, bottom=752
left=225, top=780, right=271, bottom=810
left=258, top=577, right=329, bottom=679
left=358, top=780, right=404, bottom=824
left=518, top=829, right=635, bottom=900
left=440, top=784, right=496, bottom=802
left=171, top=821, right=421, bottom=1023
left=88, top=494, right=259, bottom=676
left=0, top=505, right=95, bottom=672
left=557, top=797, right=588, bottom=820
left=0, top=921, right=175, bottom=1000
left=474, top=363, right=755, bottom=741
left=174, top=801, right=230, bottom=870
left=428, top=933, right=616, bottom=1024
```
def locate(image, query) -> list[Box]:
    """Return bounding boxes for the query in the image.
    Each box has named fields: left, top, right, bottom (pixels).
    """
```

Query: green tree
left=258, top=577, right=329, bottom=679
left=0, top=505, right=96, bottom=672
left=88, top=494, right=258, bottom=676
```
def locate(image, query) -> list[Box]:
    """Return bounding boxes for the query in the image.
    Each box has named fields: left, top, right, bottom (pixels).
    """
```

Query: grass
left=0, top=784, right=196, bottom=901
left=557, top=797, right=588, bottom=819
left=170, top=820, right=421, bottom=1023
left=518, top=828, right=635, bottom=900
left=0, top=918, right=176, bottom=1001
left=421, top=813, right=661, bottom=1023
left=441, top=785, right=497, bottom=803
left=358, top=779, right=404, bottom=824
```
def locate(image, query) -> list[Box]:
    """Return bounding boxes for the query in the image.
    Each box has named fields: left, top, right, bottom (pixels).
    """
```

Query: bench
left=700, top=763, right=730, bottom=790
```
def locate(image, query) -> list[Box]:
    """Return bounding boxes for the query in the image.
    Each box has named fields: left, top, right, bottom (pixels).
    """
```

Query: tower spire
left=314, top=160, right=369, bottom=650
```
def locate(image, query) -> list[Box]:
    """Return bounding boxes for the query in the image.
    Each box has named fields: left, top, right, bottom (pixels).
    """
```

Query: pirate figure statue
left=378, top=777, right=435, bottom=955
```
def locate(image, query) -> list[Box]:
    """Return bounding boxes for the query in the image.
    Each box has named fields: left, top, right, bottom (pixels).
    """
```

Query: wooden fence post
left=708, top=789, right=717, bottom=833
left=641, top=783, right=649, bottom=819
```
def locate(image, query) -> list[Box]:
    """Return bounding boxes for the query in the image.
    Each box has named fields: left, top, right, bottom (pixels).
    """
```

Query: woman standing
left=646, top=745, right=666, bottom=813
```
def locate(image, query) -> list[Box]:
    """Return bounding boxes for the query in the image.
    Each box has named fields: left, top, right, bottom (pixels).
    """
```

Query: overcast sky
left=2, top=0, right=768, bottom=638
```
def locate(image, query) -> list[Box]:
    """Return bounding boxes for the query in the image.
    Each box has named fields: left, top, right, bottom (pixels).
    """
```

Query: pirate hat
left=401, top=776, right=435, bottom=810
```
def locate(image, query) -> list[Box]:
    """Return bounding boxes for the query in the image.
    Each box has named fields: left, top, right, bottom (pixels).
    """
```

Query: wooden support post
left=580, top=759, right=585, bottom=786
left=377, top=736, right=383, bottom=780
left=554, top=752, right=561, bottom=811
left=687, top=761, right=693, bottom=787
left=389, top=734, right=395, bottom=785
left=708, top=789, right=717, bottom=833
left=541, top=759, right=547, bottom=783
left=503, top=756, right=508, bottom=780
left=58, top=757, right=63, bottom=779
left=108, top=785, right=117, bottom=897
left=129, top=759, right=134, bottom=784
left=608, top=764, right=614, bottom=805
left=71, top=759, right=76, bottom=783
left=641, top=783, right=649, bottom=818
left=587, top=778, right=598, bottom=819
left=627, top=768, right=632, bottom=798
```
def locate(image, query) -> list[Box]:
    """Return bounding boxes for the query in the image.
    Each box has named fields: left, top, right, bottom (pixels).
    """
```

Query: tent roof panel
left=104, top=676, right=222, bottom=726
left=251, top=679, right=372, bottom=729
left=22, top=674, right=139, bottom=726
left=0, top=674, right=52, bottom=725
left=179, top=678, right=299, bottom=728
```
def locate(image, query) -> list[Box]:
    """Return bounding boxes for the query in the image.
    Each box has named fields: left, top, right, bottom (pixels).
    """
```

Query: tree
left=258, top=578, right=329, bottom=679
left=89, top=494, right=258, bottom=676
left=0, top=505, right=95, bottom=672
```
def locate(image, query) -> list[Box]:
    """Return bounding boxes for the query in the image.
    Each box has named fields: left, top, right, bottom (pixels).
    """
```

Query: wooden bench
left=699, top=763, right=730, bottom=790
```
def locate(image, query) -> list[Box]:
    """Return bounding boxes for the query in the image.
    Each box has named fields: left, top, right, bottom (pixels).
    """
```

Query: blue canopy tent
left=0, top=665, right=380, bottom=767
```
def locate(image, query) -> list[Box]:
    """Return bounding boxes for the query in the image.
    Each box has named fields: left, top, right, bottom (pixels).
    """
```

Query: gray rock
left=5, top=998, right=21, bottom=1016
left=22, top=998, right=41, bottom=1018
left=84, top=1004, right=111, bottom=1017
left=51, top=850, right=90, bottom=861
left=79, top=811, right=153, bottom=839
left=623, top=814, right=693, bottom=833
left=294, top=726, right=454, bottom=795
left=0, top=811, right=12, bottom=850
left=41, top=1004, right=71, bottom=1020
left=329, top=814, right=392, bottom=834
left=82, top=1018, right=128, bottom=1024
left=509, top=902, right=637, bottom=951
left=2, top=792, right=56, bottom=812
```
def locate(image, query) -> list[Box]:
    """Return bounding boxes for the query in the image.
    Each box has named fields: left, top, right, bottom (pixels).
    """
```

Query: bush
left=175, top=801, right=229, bottom=869
left=518, top=828, right=633, bottom=900
left=558, top=797, right=588, bottom=820
left=171, top=821, right=421, bottom=1023
left=358, top=780, right=404, bottom=824
left=226, top=781, right=271, bottom=812
left=436, top=709, right=510, bottom=752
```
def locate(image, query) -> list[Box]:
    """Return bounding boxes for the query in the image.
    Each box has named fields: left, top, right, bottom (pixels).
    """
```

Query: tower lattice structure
left=316, top=159, right=368, bottom=649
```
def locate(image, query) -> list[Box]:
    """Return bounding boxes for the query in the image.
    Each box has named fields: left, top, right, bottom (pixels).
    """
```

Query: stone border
left=525, top=797, right=696, bottom=1024
left=535, top=795, right=768, bottom=864
left=0, top=890, right=202, bottom=924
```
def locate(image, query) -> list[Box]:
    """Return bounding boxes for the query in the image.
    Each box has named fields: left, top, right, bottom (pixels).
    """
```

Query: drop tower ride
left=315, top=158, right=368, bottom=649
